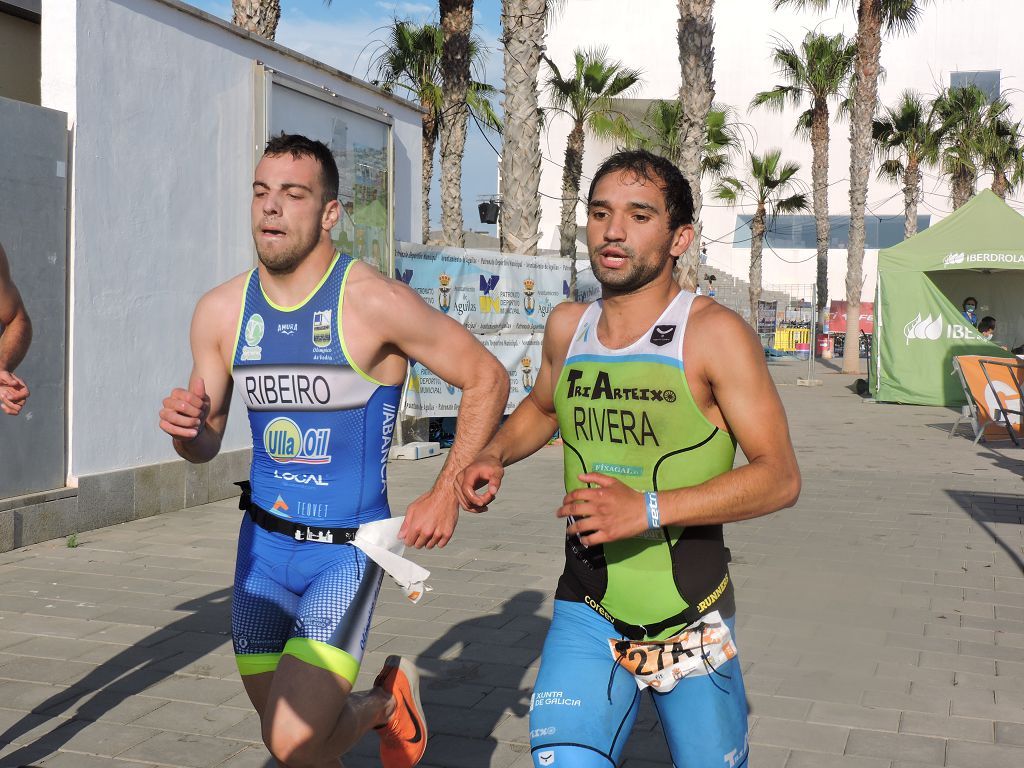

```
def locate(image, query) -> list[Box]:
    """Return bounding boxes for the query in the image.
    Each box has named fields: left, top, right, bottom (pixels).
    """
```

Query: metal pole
left=808, top=281, right=816, bottom=381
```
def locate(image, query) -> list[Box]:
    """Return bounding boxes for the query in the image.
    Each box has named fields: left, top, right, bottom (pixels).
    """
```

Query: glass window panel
left=950, top=70, right=1001, bottom=102
left=733, top=214, right=931, bottom=249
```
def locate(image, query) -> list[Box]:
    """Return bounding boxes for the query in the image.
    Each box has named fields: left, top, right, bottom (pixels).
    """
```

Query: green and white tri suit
left=529, top=290, right=749, bottom=768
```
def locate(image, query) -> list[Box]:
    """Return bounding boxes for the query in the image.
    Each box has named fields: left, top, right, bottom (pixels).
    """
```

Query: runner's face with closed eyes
left=586, top=170, right=692, bottom=294
left=251, top=153, right=335, bottom=274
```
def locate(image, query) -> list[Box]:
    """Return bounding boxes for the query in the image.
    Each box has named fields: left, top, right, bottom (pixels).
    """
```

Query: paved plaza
left=0, top=359, right=1022, bottom=768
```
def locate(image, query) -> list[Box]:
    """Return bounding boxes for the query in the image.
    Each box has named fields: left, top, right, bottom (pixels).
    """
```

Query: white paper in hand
left=352, top=516, right=432, bottom=603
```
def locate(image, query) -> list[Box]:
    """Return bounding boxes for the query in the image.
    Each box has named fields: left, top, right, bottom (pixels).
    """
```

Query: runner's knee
left=264, top=715, right=330, bottom=768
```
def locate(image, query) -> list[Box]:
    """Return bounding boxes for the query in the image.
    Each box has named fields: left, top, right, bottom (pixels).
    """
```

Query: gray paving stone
left=899, top=711, right=994, bottom=742
left=117, top=731, right=250, bottom=768
left=785, top=751, right=889, bottom=768
left=844, top=729, right=946, bottom=763
left=750, top=716, right=850, bottom=753
left=131, top=702, right=250, bottom=737
left=994, top=721, right=1024, bottom=747
left=744, top=743, right=789, bottom=768
left=807, top=701, right=901, bottom=732
left=945, top=739, right=1024, bottom=767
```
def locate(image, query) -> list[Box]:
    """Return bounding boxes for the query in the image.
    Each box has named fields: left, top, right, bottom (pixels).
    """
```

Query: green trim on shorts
left=282, top=637, right=361, bottom=682
left=236, top=652, right=282, bottom=676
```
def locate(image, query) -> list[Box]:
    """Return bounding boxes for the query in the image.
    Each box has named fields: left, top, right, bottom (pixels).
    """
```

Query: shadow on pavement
left=414, top=589, right=548, bottom=766
left=0, top=588, right=233, bottom=766
left=946, top=490, right=1024, bottom=574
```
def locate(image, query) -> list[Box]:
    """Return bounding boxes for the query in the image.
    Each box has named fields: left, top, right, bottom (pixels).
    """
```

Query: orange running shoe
left=374, top=655, right=427, bottom=767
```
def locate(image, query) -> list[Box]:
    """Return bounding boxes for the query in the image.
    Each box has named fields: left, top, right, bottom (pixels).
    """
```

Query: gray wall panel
left=0, top=95, right=67, bottom=498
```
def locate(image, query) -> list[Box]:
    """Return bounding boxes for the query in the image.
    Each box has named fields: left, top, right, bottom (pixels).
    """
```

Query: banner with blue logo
left=395, top=243, right=571, bottom=416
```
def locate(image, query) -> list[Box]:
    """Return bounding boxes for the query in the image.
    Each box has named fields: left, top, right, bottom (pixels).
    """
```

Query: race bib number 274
left=608, top=610, right=737, bottom=693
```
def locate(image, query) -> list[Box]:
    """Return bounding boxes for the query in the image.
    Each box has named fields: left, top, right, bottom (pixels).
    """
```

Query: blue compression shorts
left=231, top=515, right=383, bottom=682
left=529, top=600, right=749, bottom=768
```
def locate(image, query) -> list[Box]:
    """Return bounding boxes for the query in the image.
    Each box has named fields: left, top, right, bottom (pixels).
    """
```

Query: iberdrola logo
left=904, top=313, right=943, bottom=344
left=437, top=273, right=451, bottom=313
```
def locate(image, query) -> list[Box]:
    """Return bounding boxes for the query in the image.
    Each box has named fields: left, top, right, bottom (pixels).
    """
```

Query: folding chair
left=978, top=358, right=1024, bottom=447
left=950, top=357, right=985, bottom=444
left=950, top=356, right=1024, bottom=445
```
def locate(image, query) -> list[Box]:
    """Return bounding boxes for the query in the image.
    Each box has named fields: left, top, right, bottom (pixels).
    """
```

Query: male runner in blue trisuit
left=160, top=134, right=508, bottom=767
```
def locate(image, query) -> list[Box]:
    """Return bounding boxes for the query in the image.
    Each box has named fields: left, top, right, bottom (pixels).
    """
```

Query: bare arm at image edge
left=0, top=244, right=32, bottom=373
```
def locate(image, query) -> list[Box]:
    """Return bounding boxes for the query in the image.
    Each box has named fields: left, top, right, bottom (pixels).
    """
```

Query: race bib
left=607, top=610, right=736, bottom=692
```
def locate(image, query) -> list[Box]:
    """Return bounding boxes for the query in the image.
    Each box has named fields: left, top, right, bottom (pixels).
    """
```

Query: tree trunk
left=559, top=123, right=586, bottom=298
left=810, top=99, right=831, bottom=315
left=232, top=0, right=280, bottom=39
left=749, top=204, right=766, bottom=332
left=421, top=111, right=438, bottom=244
left=951, top=168, right=974, bottom=209
left=499, top=0, right=546, bottom=255
left=992, top=165, right=1008, bottom=199
left=439, top=0, right=474, bottom=247
left=675, top=0, right=715, bottom=290
left=843, top=0, right=882, bottom=376
left=902, top=158, right=920, bottom=239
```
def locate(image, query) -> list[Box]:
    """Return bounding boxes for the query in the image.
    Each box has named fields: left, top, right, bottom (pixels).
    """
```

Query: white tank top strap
left=566, top=290, right=699, bottom=362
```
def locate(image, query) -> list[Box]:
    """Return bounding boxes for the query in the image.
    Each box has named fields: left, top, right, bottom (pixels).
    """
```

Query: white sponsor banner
left=396, top=243, right=562, bottom=416
left=395, top=243, right=568, bottom=333
left=404, top=330, right=544, bottom=417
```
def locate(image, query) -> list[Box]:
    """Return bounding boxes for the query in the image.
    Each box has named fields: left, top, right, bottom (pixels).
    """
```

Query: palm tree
left=369, top=21, right=501, bottom=244
left=979, top=116, right=1024, bottom=200
left=676, top=0, right=716, bottom=291
left=775, top=0, right=932, bottom=375
left=544, top=48, right=642, bottom=296
left=872, top=90, right=939, bottom=239
left=438, top=0, right=476, bottom=246
left=232, top=0, right=280, bottom=39
left=751, top=31, right=856, bottom=315
left=634, top=100, right=741, bottom=182
left=714, top=150, right=809, bottom=328
left=500, top=0, right=558, bottom=255
left=932, top=85, right=991, bottom=209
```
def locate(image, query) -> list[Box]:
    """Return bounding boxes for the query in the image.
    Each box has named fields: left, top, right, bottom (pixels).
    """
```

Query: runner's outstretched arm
left=159, top=283, right=237, bottom=463
left=371, top=279, right=510, bottom=548
left=455, top=302, right=580, bottom=512
left=559, top=307, right=801, bottom=546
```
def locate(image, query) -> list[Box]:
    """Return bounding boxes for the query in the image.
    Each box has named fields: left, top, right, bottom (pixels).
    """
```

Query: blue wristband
left=644, top=491, right=661, bottom=529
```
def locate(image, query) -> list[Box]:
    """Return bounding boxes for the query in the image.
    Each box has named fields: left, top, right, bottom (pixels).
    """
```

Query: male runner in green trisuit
left=457, top=150, right=800, bottom=767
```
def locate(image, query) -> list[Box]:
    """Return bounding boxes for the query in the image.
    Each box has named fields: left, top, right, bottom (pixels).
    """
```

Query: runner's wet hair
left=588, top=150, right=694, bottom=231
left=264, top=133, right=340, bottom=206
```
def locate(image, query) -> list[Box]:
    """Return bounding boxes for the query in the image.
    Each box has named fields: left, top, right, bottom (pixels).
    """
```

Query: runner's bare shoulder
left=340, top=258, right=419, bottom=319
left=544, top=300, right=589, bottom=355
left=687, top=297, right=765, bottom=364
left=192, top=271, right=251, bottom=345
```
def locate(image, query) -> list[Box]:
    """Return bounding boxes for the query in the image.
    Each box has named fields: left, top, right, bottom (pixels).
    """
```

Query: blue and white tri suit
left=229, top=252, right=401, bottom=682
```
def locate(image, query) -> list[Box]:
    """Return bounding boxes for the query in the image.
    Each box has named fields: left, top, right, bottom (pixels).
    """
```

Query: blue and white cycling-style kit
left=229, top=252, right=404, bottom=683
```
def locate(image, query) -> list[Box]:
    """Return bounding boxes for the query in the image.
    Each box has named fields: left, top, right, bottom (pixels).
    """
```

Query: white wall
left=41, top=0, right=422, bottom=478
left=541, top=0, right=1024, bottom=301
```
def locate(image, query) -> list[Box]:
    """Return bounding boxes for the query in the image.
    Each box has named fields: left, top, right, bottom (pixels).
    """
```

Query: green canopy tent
left=871, top=190, right=1022, bottom=406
